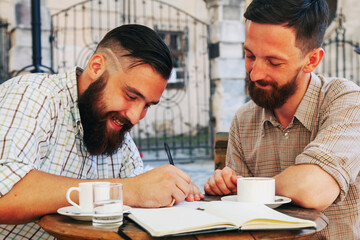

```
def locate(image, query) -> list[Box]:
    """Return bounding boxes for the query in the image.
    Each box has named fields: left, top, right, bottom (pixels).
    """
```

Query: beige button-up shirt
left=227, top=73, right=360, bottom=239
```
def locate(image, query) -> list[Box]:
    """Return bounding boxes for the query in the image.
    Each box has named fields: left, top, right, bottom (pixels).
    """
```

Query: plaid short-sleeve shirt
left=227, top=73, right=360, bottom=239
left=0, top=67, right=144, bottom=239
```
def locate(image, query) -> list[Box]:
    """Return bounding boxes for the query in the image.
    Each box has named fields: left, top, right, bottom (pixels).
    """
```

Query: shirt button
left=284, top=132, right=289, bottom=138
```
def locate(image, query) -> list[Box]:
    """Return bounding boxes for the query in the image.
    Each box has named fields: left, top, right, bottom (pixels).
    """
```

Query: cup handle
left=66, top=187, right=80, bottom=209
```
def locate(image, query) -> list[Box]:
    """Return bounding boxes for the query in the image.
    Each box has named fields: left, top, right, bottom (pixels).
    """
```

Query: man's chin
left=88, top=141, right=122, bottom=156
left=84, top=133, right=124, bottom=156
left=101, top=128, right=132, bottom=156
left=84, top=122, right=133, bottom=156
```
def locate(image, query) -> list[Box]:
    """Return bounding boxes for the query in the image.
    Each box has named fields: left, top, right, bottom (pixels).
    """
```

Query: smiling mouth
left=256, top=80, right=269, bottom=86
left=111, top=116, right=124, bottom=128
left=255, top=80, right=274, bottom=89
left=255, top=82, right=268, bottom=88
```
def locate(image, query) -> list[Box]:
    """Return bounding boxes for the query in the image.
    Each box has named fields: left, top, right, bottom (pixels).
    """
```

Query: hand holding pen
left=164, top=142, right=204, bottom=204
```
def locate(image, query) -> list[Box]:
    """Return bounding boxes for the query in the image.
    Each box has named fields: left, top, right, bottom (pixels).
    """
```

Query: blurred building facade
left=0, top=0, right=359, bottom=161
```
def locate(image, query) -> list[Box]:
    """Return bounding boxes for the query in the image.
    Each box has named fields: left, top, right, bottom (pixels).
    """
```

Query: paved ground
left=143, top=160, right=214, bottom=194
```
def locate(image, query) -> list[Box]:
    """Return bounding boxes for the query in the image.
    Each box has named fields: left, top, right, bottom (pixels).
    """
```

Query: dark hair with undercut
left=95, top=24, right=173, bottom=79
left=244, top=0, right=329, bottom=54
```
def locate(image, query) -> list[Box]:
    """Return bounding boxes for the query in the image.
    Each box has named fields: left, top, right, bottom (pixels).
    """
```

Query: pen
left=164, top=142, right=176, bottom=207
left=164, top=142, right=174, bottom=165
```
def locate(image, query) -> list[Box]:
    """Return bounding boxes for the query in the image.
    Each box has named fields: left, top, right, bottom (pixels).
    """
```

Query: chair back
left=214, top=132, right=229, bottom=170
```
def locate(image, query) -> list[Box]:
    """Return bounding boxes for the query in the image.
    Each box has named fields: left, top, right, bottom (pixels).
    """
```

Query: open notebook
left=127, top=201, right=316, bottom=237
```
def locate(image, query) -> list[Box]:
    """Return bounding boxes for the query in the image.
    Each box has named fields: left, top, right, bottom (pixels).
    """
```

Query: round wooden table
left=38, top=197, right=328, bottom=240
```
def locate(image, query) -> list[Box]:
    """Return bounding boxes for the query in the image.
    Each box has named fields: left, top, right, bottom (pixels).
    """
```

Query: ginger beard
left=78, top=71, right=133, bottom=156
left=246, top=70, right=299, bottom=110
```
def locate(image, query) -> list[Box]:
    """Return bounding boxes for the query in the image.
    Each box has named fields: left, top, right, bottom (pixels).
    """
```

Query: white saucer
left=221, top=195, right=291, bottom=209
left=57, top=205, right=131, bottom=221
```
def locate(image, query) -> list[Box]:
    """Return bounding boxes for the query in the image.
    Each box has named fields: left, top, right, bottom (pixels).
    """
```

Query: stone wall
left=0, top=0, right=359, bottom=133
left=205, top=0, right=247, bottom=133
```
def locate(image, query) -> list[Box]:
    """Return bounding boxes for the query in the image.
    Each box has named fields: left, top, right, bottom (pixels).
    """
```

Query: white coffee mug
left=237, top=177, right=275, bottom=203
left=66, top=182, right=108, bottom=213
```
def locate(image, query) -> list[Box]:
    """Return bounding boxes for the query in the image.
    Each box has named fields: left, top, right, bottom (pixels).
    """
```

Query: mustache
left=255, top=79, right=273, bottom=86
left=99, top=112, right=132, bottom=126
left=246, top=74, right=277, bottom=88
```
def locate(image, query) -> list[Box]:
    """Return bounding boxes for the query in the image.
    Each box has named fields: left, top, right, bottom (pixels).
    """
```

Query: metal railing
left=50, top=0, right=212, bottom=162
left=0, top=19, right=10, bottom=84
left=317, top=14, right=360, bottom=85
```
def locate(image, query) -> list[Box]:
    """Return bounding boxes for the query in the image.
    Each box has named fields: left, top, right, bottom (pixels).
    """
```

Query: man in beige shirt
left=205, top=0, right=360, bottom=238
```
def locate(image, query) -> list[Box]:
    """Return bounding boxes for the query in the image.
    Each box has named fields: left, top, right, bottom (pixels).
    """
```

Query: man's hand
left=204, top=167, right=238, bottom=195
left=186, top=182, right=205, bottom=202
left=124, top=164, right=192, bottom=208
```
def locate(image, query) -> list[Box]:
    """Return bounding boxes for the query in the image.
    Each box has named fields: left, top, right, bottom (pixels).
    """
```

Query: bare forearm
left=0, top=170, right=113, bottom=224
left=274, top=164, right=340, bottom=211
left=0, top=165, right=192, bottom=224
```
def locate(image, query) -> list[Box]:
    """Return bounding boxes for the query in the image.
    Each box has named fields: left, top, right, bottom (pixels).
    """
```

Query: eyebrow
left=243, top=46, right=287, bottom=61
left=125, top=85, right=160, bottom=105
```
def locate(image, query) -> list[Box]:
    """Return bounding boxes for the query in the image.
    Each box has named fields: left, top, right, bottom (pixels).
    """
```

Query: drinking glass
left=92, top=183, right=123, bottom=228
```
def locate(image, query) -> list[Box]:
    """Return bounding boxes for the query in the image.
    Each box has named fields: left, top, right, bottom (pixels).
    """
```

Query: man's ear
left=87, top=53, right=107, bottom=81
left=303, top=48, right=324, bottom=73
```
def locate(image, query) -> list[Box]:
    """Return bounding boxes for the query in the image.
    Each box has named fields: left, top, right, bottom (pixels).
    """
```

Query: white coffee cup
left=66, top=182, right=109, bottom=213
left=237, top=177, right=275, bottom=203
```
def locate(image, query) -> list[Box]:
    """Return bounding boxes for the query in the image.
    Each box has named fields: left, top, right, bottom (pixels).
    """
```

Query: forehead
left=109, top=64, right=167, bottom=102
left=244, top=21, right=300, bottom=57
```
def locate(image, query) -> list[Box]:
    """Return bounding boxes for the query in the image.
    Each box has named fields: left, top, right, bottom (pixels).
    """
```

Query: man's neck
left=273, top=73, right=312, bottom=128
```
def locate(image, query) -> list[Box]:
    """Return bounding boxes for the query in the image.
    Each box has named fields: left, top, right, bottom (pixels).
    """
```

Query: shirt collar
left=261, top=108, right=279, bottom=127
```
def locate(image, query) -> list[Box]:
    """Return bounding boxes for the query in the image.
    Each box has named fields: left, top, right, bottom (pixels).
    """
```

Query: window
left=157, top=30, right=187, bottom=89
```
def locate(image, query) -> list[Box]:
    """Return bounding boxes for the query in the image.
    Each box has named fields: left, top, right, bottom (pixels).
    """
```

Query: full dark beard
left=78, top=73, right=133, bottom=156
left=246, top=72, right=298, bottom=110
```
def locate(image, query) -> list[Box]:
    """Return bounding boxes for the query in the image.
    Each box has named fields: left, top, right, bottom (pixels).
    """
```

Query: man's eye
left=269, top=61, right=281, bottom=66
left=245, top=55, right=255, bottom=60
left=127, top=94, right=136, bottom=100
left=267, top=59, right=282, bottom=66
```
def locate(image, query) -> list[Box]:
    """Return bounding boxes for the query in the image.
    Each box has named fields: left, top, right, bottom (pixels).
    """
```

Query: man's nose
left=125, top=104, right=144, bottom=125
left=250, top=60, right=267, bottom=81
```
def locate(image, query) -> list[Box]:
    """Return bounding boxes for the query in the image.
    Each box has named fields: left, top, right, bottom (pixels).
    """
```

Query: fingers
left=204, top=171, right=224, bottom=195
left=171, top=184, right=189, bottom=204
left=222, top=167, right=237, bottom=192
left=162, top=165, right=192, bottom=203
left=231, top=175, right=240, bottom=194
left=186, top=183, right=204, bottom=202
left=204, top=167, right=238, bottom=196
left=128, top=165, right=192, bottom=208
left=158, top=165, right=191, bottom=205
left=157, top=166, right=205, bottom=205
